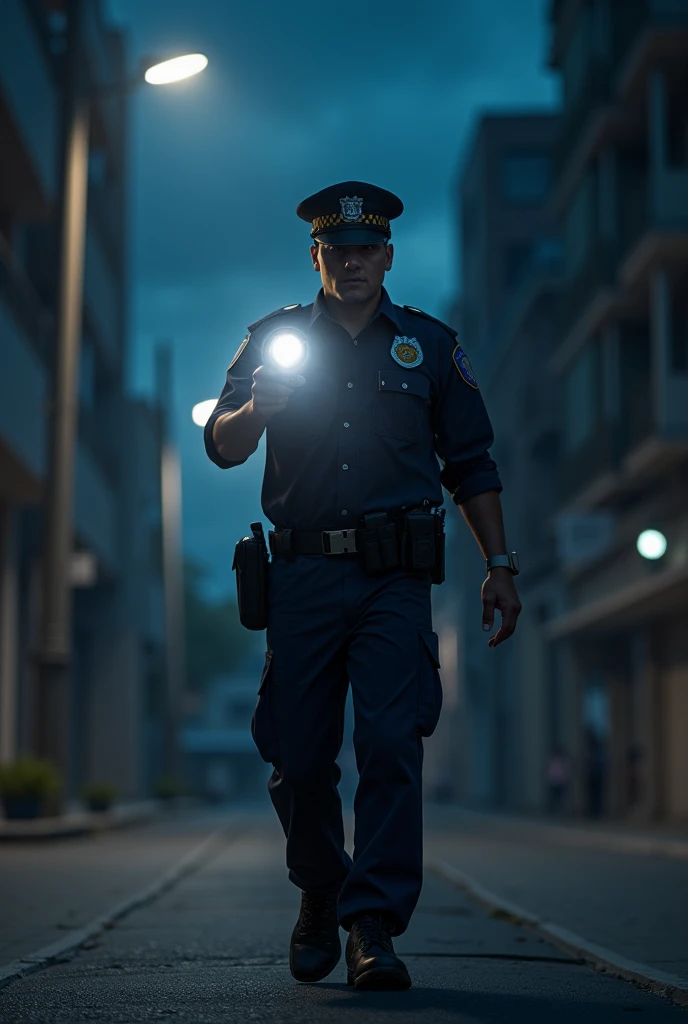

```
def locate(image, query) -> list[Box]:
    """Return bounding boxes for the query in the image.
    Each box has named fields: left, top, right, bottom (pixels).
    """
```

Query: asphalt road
left=0, top=813, right=684, bottom=1023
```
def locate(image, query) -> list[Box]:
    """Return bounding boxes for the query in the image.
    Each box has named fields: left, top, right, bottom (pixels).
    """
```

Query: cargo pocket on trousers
left=416, top=629, right=443, bottom=738
left=251, top=649, right=280, bottom=763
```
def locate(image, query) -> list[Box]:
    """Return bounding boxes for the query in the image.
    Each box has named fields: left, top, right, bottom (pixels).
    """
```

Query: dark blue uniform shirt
left=204, top=288, right=501, bottom=530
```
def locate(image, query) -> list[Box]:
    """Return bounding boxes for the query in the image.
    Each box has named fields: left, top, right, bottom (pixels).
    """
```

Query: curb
left=0, top=827, right=230, bottom=992
left=428, top=858, right=688, bottom=1009
left=0, top=802, right=159, bottom=842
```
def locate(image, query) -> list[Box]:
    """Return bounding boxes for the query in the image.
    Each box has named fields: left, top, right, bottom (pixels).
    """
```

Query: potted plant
left=0, top=756, right=61, bottom=820
left=82, top=782, right=118, bottom=813
left=154, top=775, right=184, bottom=805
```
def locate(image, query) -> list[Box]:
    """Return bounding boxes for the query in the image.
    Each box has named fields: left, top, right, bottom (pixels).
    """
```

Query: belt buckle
left=323, top=529, right=357, bottom=555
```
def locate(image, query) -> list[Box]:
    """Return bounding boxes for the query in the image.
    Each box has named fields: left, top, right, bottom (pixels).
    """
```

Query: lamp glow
left=266, top=331, right=307, bottom=371
left=192, top=399, right=217, bottom=427
left=145, top=53, right=208, bottom=85
left=637, top=529, right=667, bottom=560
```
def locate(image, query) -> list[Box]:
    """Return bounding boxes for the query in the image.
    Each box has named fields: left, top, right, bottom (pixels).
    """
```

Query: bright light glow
left=267, top=332, right=306, bottom=370
left=637, top=529, right=667, bottom=560
left=192, top=399, right=217, bottom=427
left=145, top=53, right=208, bottom=85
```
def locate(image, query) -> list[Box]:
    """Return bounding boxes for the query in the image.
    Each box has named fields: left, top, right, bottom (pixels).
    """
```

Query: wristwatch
left=485, top=552, right=520, bottom=576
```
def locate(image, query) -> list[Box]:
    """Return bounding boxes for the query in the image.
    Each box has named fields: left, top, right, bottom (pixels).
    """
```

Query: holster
left=232, top=522, right=269, bottom=630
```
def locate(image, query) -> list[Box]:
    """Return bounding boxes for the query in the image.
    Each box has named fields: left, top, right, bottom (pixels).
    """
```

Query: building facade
left=443, top=113, right=562, bottom=810
left=547, top=0, right=688, bottom=821
left=0, top=0, right=169, bottom=798
left=447, top=0, right=688, bottom=822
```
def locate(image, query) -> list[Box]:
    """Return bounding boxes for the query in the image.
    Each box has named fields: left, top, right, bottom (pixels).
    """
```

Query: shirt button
left=342, top=510, right=348, bottom=516
left=353, top=339, right=358, bottom=346
left=347, top=382, right=354, bottom=388
left=402, top=382, right=408, bottom=389
left=342, top=464, right=348, bottom=470
left=343, top=422, right=350, bottom=428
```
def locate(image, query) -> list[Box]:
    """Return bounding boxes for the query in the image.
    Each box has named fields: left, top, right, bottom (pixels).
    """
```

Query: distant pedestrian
left=546, top=747, right=571, bottom=814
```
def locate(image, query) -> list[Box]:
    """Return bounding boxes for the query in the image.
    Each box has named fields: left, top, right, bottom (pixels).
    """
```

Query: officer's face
left=311, top=242, right=394, bottom=304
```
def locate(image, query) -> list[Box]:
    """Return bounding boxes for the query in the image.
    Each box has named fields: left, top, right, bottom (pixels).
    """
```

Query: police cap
left=297, top=181, right=403, bottom=245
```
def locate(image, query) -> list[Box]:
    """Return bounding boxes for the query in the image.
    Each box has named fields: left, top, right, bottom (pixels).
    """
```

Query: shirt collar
left=308, top=286, right=402, bottom=333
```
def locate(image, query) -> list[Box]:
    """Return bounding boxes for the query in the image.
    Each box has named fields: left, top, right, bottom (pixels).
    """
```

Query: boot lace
left=298, top=891, right=338, bottom=940
left=354, top=913, right=395, bottom=955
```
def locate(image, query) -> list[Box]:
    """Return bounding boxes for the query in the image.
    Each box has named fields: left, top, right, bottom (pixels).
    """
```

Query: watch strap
left=485, top=552, right=520, bottom=576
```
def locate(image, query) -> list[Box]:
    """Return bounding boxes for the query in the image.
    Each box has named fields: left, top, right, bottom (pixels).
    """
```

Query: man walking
left=204, top=181, right=521, bottom=990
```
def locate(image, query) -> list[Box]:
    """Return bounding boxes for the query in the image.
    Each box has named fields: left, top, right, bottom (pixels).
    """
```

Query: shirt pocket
left=373, top=368, right=432, bottom=443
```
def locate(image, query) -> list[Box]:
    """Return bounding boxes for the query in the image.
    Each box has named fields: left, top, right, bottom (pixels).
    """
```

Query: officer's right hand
left=250, top=365, right=304, bottom=421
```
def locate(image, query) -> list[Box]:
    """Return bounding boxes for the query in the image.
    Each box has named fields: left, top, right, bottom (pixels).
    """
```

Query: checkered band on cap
left=311, top=212, right=390, bottom=236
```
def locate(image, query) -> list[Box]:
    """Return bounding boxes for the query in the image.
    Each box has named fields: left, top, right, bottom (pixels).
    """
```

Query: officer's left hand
left=481, top=568, right=522, bottom=648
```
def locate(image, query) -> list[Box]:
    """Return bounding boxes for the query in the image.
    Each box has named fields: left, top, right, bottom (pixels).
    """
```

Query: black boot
left=289, top=890, right=341, bottom=983
left=346, top=913, right=412, bottom=990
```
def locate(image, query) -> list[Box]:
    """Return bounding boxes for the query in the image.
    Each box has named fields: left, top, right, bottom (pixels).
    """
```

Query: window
left=501, top=152, right=551, bottom=205
left=563, top=342, right=601, bottom=453
left=503, top=241, right=532, bottom=291
left=565, top=170, right=596, bottom=276
left=671, top=287, right=688, bottom=373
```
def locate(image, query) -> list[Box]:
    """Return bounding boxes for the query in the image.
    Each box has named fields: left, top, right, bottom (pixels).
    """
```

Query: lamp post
left=36, top=0, right=207, bottom=788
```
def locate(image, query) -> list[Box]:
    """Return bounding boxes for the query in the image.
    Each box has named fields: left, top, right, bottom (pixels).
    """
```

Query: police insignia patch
left=452, top=344, right=478, bottom=389
left=340, top=196, right=363, bottom=221
left=391, top=336, right=423, bottom=368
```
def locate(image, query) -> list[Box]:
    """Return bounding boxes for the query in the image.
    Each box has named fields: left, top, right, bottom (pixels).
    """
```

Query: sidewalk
left=0, top=807, right=242, bottom=967
left=425, top=804, right=688, bottom=984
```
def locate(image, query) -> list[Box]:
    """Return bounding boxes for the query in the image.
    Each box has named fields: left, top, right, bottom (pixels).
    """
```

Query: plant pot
left=2, top=796, right=42, bottom=820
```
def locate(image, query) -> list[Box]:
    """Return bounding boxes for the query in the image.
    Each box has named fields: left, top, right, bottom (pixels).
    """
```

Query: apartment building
left=0, top=0, right=169, bottom=797
left=547, top=0, right=688, bottom=821
left=441, top=113, right=561, bottom=809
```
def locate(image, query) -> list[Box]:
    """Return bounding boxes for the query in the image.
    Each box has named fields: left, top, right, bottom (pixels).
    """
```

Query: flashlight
left=263, top=328, right=308, bottom=379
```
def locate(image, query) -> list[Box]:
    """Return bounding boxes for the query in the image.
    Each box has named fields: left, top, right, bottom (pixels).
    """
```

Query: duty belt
left=269, top=528, right=360, bottom=558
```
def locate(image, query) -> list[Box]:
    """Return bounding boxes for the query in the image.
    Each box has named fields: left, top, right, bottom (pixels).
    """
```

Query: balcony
left=559, top=421, right=617, bottom=508
left=619, top=165, right=688, bottom=289
left=552, top=243, right=618, bottom=370
left=553, top=61, right=613, bottom=189
left=0, top=0, right=59, bottom=212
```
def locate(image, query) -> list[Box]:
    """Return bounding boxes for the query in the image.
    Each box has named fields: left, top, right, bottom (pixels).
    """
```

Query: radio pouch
left=400, top=512, right=436, bottom=571
left=232, top=522, right=269, bottom=630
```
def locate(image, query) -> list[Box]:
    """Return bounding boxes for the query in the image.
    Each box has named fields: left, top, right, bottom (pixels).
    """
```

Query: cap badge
left=452, top=344, right=478, bottom=389
left=340, top=196, right=364, bottom=222
left=391, top=336, right=423, bottom=368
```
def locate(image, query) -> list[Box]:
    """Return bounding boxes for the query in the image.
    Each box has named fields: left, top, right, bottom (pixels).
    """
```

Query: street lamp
left=37, top=0, right=208, bottom=785
left=637, top=529, right=667, bottom=560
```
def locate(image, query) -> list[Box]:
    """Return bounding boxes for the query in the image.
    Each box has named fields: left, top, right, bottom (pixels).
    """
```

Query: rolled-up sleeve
left=433, top=346, right=502, bottom=505
left=204, top=336, right=256, bottom=469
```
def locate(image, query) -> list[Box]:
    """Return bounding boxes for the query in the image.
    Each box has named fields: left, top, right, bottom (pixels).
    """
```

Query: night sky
left=107, top=0, right=556, bottom=598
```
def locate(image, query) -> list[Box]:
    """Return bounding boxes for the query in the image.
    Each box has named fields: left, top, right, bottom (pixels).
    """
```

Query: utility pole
left=155, top=344, right=185, bottom=782
left=36, top=0, right=88, bottom=788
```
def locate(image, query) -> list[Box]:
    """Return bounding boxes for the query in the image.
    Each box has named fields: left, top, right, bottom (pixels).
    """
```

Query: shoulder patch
left=403, top=305, right=458, bottom=338
left=247, top=303, right=301, bottom=332
left=452, top=343, right=479, bottom=389
left=228, top=333, right=251, bottom=372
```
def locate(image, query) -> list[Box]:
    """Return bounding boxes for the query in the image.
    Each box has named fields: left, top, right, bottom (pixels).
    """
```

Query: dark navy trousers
left=251, top=554, right=442, bottom=936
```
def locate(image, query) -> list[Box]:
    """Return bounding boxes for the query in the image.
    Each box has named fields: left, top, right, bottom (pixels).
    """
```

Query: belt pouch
left=362, top=513, right=385, bottom=572
left=232, top=522, right=269, bottom=630
left=430, top=509, right=446, bottom=585
left=401, top=512, right=435, bottom=571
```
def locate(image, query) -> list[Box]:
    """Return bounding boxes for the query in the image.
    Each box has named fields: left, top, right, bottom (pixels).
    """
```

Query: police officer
left=205, top=181, right=521, bottom=991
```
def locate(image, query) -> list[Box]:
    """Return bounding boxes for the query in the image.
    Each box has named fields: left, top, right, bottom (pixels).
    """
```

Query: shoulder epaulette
left=247, top=303, right=301, bottom=332
left=402, top=305, right=458, bottom=338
